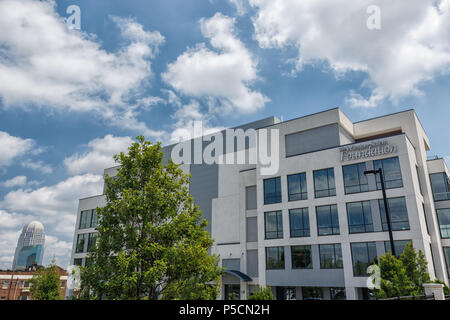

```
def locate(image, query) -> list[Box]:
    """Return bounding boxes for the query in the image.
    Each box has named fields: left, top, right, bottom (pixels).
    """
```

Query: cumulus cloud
left=20, top=159, right=53, bottom=174
left=1, top=174, right=103, bottom=218
left=64, top=135, right=134, bottom=175
left=228, top=0, right=246, bottom=15
left=163, top=12, right=269, bottom=114
left=0, top=0, right=165, bottom=136
left=1, top=176, right=27, bottom=188
left=0, top=131, right=34, bottom=166
left=249, top=0, right=450, bottom=107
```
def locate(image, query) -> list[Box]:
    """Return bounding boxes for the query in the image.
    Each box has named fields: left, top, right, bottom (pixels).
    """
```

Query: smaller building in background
left=0, top=264, right=67, bottom=300
left=12, top=221, right=45, bottom=271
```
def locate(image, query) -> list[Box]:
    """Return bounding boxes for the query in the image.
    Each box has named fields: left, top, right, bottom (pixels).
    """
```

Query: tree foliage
left=30, top=260, right=63, bottom=300
left=248, top=286, right=274, bottom=300
left=80, top=136, right=223, bottom=300
left=372, top=243, right=430, bottom=298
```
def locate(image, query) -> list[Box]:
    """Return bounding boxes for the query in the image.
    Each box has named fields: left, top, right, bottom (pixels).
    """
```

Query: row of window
left=75, top=232, right=97, bottom=253
left=263, top=157, right=403, bottom=205
left=265, top=240, right=411, bottom=277
left=264, top=197, right=410, bottom=240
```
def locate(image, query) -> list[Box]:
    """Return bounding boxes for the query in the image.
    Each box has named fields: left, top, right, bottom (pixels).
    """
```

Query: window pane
left=430, top=173, right=450, bottom=201
left=347, top=201, right=373, bottom=233
left=266, top=247, right=285, bottom=269
left=302, top=287, right=324, bottom=300
left=87, top=233, right=97, bottom=252
left=265, top=211, right=283, bottom=239
left=374, top=157, right=403, bottom=190
left=291, top=245, right=312, bottom=269
left=351, top=242, right=377, bottom=276
left=443, top=247, right=450, bottom=278
left=379, top=197, right=410, bottom=231
left=319, top=244, right=342, bottom=269
left=264, top=177, right=282, bottom=204
left=289, top=208, right=310, bottom=237
left=343, top=162, right=368, bottom=194
left=90, top=209, right=98, bottom=228
left=384, top=240, right=411, bottom=257
left=437, top=208, right=450, bottom=239
left=314, top=168, right=336, bottom=198
left=330, top=287, right=346, bottom=300
left=75, top=234, right=86, bottom=253
left=316, top=205, right=339, bottom=236
left=288, top=173, right=307, bottom=201
left=79, top=210, right=91, bottom=229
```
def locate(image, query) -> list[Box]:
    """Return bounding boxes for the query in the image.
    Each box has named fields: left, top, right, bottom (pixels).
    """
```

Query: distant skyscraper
left=12, top=221, right=45, bottom=271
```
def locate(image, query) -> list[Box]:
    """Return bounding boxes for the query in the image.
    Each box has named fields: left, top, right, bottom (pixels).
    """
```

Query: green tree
left=248, top=286, right=274, bottom=300
left=372, top=243, right=431, bottom=299
left=80, top=136, right=223, bottom=300
left=30, top=260, right=63, bottom=300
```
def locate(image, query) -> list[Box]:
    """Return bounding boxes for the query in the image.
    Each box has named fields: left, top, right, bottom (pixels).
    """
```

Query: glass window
left=319, top=244, right=343, bottom=269
left=73, top=258, right=83, bottom=266
left=316, top=205, right=340, bottom=236
left=378, top=197, right=410, bottom=231
left=430, top=173, right=450, bottom=201
left=87, top=233, right=97, bottom=252
left=287, top=173, right=307, bottom=201
left=264, top=177, right=282, bottom=205
left=351, top=242, right=378, bottom=276
left=266, top=247, right=285, bottom=270
left=75, top=234, right=87, bottom=253
left=346, top=201, right=373, bottom=233
left=384, top=240, right=411, bottom=257
left=313, top=168, right=336, bottom=198
left=289, top=208, right=310, bottom=237
left=443, top=247, right=450, bottom=278
left=276, top=287, right=296, bottom=300
left=265, top=211, right=283, bottom=239
left=224, top=284, right=240, bottom=300
left=437, top=208, right=450, bottom=239
left=330, top=287, right=346, bottom=300
left=373, top=157, right=403, bottom=189
left=342, top=162, right=369, bottom=194
left=79, top=210, right=91, bottom=229
left=302, top=287, right=324, bottom=300
left=90, top=209, right=98, bottom=228
left=291, top=245, right=312, bottom=269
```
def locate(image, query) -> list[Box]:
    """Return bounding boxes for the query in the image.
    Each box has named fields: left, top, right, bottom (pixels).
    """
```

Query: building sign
left=340, top=140, right=397, bottom=162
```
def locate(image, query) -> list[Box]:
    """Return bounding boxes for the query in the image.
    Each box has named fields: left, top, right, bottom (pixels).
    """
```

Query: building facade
left=0, top=266, right=68, bottom=300
left=68, top=108, right=450, bottom=300
left=12, top=221, right=45, bottom=271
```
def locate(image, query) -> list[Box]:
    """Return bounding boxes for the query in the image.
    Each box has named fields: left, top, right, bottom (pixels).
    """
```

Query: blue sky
left=0, top=0, right=449, bottom=269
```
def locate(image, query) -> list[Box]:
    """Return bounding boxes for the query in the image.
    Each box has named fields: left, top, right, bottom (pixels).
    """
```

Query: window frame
left=263, top=177, right=282, bottom=205
left=316, top=204, right=340, bottom=236
left=265, top=246, right=285, bottom=270
left=289, top=208, right=310, bottom=238
left=378, top=197, right=410, bottom=231
left=264, top=211, right=283, bottom=240
left=373, top=156, right=403, bottom=190
left=346, top=201, right=374, bottom=234
left=319, top=243, right=343, bottom=269
left=313, top=168, right=336, bottom=198
left=291, top=245, right=313, bottom=269
left=351, top=242, right=378, bottom=277
left=287, top=172, right=308, bottom=201
left=342, top=162, right=369, bottom=194
left=437, top=208, right=450, bottom=239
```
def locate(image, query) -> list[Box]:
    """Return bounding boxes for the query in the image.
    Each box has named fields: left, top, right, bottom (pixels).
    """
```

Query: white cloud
left=0, top=229, right=21, bottom=269
left=21, top=159, right=53, bottom=174
left=2, top=176, right=27, bottom=188
left=249, top=0, right=450, bottom=106
left=44, top=235, right=73, bottom=268
left=0, top=0, right=165, bottom=136
left=0, top=210, right=29, bottom=229
left=162, top=12, right=269, bottom=114
left=1, top=174, right=103, bottom=218
left=0, top=131, right=34, bottom=166
left=228, top=0, right=246, bottom=15
left=64, top=135, right=134, bottom=175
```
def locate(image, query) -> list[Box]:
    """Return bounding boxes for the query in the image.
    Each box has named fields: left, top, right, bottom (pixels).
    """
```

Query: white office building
left=68, top=108, right=450, bottom=300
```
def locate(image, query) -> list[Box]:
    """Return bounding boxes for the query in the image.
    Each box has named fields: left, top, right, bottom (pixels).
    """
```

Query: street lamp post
left=364, top=168, right=396, bottom=257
